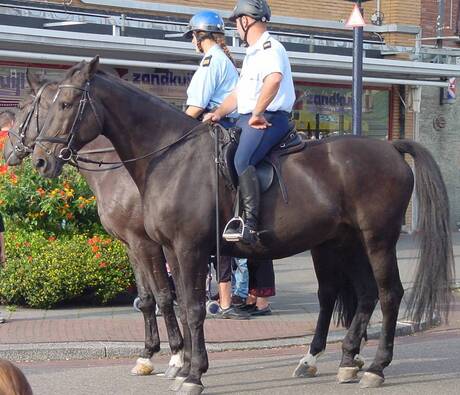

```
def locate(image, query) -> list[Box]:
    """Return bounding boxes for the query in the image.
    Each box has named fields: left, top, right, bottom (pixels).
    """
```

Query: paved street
left=20, top=324, right=460, bottom=394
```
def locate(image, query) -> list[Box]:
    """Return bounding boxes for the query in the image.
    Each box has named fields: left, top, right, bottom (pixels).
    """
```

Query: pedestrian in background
left=242, top=258, right=276, bottom=316
left=0, top=359, right=33, bottom=395
left=231, top=257, right=249, bottom=306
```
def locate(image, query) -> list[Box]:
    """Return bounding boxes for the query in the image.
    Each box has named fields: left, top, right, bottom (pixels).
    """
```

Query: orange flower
left=28, top=256, right=33, bottom=262
left=66, top=212, right=73, bottom=220
left=99, top=261, right=107, bottom=268
left=92, top=245, right=99, bottom=253
left=36, top=188, right=46, bottom=197
left=95, top=253, right=102, bottom=259
left=48, top=236, right=56, bottom=242
left=23, top=242, right=31, bottom=247
left=9, top=173, right=17, bottom=184
left=0, top=164, right=8, bottom=175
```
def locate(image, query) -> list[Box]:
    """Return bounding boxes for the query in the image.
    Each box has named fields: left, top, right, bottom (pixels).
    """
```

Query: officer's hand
left=249, top=114, right=271, bottom=129
left=202, top=112, right=221, bottom=123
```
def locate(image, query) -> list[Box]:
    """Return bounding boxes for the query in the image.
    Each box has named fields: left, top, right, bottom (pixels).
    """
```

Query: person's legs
left=232, top=257, right=249, bottom=299
left=227, top=113, right=290, bottom=244
left=246, top=258, right=276, bottom=316
left=214, top=256, right=249, bottom=320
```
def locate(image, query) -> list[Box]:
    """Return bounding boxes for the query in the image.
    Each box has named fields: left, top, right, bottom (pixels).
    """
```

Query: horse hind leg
left=337, top=239, right=378, bottom=384
left=359, top=239, right=403, bottom=388
left=294, top=244, right=344, bottom=378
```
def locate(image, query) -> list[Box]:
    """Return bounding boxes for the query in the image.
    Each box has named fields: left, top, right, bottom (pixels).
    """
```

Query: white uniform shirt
left=187, top=44, right=239, bottom=116
left=236, top=31, right=295, bottom=115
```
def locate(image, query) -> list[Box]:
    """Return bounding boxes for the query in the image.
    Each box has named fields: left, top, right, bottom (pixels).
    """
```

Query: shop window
left=293, top=83, right=390, bottom=140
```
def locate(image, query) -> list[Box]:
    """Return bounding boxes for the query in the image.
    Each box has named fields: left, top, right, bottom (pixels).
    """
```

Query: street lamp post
left=345, top=0, right=371, bottom=136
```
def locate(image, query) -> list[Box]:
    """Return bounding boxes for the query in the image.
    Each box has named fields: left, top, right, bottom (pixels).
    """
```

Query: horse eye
left=61, top=102, right=72, bottom=110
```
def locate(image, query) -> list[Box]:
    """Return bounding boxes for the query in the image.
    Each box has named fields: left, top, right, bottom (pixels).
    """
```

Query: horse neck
left=93, top=74, right=199, bottom=189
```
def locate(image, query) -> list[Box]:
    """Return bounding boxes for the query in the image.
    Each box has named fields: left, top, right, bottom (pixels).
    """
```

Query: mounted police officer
left=203, top=0, right=296, bottom=245
left=184, top=10, right=239, bottom=128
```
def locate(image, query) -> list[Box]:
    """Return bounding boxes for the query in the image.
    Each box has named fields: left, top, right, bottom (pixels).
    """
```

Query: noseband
left=9, top=81, right=53, bottom=154
left=36, top=80, right=103, bottom=162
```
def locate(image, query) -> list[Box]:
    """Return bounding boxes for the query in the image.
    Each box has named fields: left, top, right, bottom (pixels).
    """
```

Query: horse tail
left=392, top=139, right=455, bottom=325
left=333, top=274, right=358, bottom=328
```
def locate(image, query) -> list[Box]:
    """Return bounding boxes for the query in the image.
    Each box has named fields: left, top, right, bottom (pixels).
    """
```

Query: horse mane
left=94, top=70, right=196, bottom=124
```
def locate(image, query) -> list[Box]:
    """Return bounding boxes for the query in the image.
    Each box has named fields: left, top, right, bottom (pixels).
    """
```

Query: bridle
left=35, top=79, right=207, bottom=169
left=8, top=81, right=53, bottom=154
left=36, top=81, right=103, bottom=162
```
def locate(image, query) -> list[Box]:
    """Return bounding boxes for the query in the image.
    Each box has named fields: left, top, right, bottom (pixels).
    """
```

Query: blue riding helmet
left=183, top=11, right=226, bottom=39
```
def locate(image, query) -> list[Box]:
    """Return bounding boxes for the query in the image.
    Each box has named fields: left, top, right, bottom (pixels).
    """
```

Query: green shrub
left=0, top=157, right=103, bottom=235
left=0, top=230, right=135, bottom=308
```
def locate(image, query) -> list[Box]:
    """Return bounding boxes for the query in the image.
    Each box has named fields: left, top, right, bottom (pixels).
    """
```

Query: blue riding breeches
left=234, top=111, right=290, bottom=176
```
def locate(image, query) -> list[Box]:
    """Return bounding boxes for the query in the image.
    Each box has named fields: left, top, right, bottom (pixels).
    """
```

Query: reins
left=36, top=79, right=206, bottom=171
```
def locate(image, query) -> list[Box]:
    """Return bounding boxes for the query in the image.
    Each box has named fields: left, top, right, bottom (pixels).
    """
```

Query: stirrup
left=222, top=216, right=245, bottom=242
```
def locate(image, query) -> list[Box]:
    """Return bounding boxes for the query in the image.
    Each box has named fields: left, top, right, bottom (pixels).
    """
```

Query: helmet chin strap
left=240, top=18, right=258, bottom=47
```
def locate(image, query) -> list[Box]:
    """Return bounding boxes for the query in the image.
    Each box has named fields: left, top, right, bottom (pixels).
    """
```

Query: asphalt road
left=20, top=326, right=460, bottom=395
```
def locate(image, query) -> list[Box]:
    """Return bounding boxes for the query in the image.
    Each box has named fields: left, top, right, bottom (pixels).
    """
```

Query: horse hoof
left=177, top=382, right=204, bottom=395
left=354, top=354, right=365, bottom=371
left=169, top=376, right=187, bottom=392
left=337, top=367, right=359, bottom=383
left=292, top=361, right=318, bottom=377
left=164, top=365, right=181, bottom=379
left=360, top=372, right=385, bottom=388
left=130, top=358, right=154, bottom=376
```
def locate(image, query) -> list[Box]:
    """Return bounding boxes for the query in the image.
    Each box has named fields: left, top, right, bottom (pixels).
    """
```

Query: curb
left=0, top=319, right=428, bottom=362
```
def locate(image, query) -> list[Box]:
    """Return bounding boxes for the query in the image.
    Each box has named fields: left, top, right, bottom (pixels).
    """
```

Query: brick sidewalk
left=0, top=315, right=319, bottom=344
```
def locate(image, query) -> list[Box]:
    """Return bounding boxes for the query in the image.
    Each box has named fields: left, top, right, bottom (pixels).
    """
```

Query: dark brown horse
left=4, top=73, right=185, bottom=379
left=5, top=71, right=369, bottom=380
left=32, top=58, right=454, bottom=394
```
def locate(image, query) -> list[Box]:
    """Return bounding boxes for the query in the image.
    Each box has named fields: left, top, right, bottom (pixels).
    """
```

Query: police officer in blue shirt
left=184, top=11, right=239, bottom=128
left=203, top=0, right=296, bottom=245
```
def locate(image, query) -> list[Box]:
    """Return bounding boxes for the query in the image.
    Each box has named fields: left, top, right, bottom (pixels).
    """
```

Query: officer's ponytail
left=211, top=33, right=237, bottom=67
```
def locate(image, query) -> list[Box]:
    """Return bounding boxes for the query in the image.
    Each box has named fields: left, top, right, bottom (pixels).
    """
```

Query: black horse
left=32, top=57, right=454, bottom=394
left=4, top=73, right=185, bottom=378
left=6, top=71, right=367, bottom=380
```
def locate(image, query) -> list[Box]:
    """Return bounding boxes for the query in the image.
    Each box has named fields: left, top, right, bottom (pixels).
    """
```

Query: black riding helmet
left=229, top=0, right=271, bottom=23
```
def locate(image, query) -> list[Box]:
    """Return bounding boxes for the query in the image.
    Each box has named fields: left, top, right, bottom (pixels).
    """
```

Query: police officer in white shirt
left=184, top=11, right=239, bottom=128
left=203, top=0, right=296, bottom=245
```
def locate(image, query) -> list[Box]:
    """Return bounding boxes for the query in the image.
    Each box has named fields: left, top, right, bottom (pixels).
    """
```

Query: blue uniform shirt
left=187, top=44, right=239, bottom=117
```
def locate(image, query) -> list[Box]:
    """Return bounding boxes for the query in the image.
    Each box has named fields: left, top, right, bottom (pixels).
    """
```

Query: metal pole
left=214, top=125, right=221, bottom=282
left=352, top=0, right=363, bottom=136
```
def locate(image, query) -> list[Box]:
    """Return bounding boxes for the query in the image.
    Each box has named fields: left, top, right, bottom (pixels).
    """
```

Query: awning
left=0, top=25, right=458, bottom=87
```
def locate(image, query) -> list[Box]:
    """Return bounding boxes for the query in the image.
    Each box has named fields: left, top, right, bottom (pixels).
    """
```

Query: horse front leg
left=128, top=249, right=160, bottom=376
left=129, top=245, right=184, bottom=378
left=164, top=248, right=194, bottom=392
left=173, top=249, right=209, bottom=395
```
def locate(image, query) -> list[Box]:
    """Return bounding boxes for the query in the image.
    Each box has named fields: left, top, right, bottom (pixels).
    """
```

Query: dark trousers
left=234, top=111, right=290, bottom=175
left=210, top=255, right=232, bottom=283
left=248, top=258, right=276, bottom=297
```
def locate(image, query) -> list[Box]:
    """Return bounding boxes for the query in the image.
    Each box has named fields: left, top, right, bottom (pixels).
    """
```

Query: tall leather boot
left=238, top=165, right=260, bottom=245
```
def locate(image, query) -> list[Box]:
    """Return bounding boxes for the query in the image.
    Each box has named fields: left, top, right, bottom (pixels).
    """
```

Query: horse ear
left=82, top=56, right=100, bottom=81
left=26, top=69, right=42, bottom=94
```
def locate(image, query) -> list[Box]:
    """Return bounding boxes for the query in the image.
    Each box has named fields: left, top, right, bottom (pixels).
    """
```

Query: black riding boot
left=223, top=166, right=260, bottom=245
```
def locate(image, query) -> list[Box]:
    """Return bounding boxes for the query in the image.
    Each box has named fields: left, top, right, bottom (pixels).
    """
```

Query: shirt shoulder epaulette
left=263, top=41, right=272, bottom=50
left=202, top=55, right=212, bottom=67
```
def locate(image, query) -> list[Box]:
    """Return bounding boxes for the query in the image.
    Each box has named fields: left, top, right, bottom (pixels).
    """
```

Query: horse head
left=32, top=56, right=102, bottom=178
left=4, top=70, right=57, bottom=165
